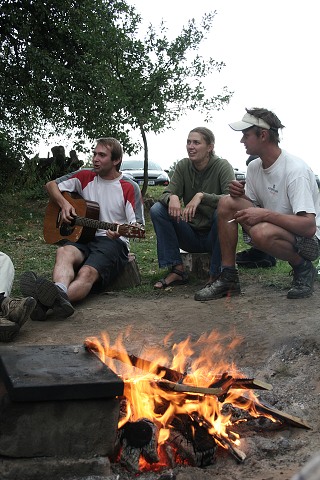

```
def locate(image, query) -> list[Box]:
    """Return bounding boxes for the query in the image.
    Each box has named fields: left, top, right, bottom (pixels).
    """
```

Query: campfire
left=84, top=330, right=311, bottom=474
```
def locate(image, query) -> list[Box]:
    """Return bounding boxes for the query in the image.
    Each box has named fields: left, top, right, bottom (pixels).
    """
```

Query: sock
left=54, top=283, right=68, bottom=294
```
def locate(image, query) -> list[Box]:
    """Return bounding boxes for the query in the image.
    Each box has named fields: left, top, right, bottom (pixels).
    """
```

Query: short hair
left=95, top=137, right=123, bottom=171
left=246, top=108, right=285, bottom=144
left=189, top=127, right=215, bottom=146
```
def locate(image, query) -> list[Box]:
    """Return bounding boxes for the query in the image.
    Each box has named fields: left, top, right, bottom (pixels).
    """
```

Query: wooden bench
left=108, top=253, right=141, bottom=290
left=180, top=250, right=210, bottom=280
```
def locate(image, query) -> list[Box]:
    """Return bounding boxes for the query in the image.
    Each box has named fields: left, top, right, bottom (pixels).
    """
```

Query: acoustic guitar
left=43, top=192, right=145, bottom=245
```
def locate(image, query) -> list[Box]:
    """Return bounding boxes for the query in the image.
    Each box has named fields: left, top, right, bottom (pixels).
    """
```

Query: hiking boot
left=194, top=268, right=241, bottom=301
left=1, top=296, right=37, bottom=326
left=21, top=271, right=74, bottom=318
left=20, top=271, right=38, bottom=297
left=36, top=277, right=75, bottom=317
left=20, top=271, right=48, bottom=321
left=236, top=248, right=276, bottom=268
left=0, top=318, right=20, bottom=342
left=287, top=260, right=316, bottom=299
left=31, top=302, right=49, bottom=321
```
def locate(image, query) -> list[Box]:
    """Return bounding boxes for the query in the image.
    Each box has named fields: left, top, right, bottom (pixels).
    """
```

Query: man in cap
left=194, top=107, right=320, bottom=301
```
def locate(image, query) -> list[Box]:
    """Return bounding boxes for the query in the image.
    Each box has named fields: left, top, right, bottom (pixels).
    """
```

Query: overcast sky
left=37, top=0, right=319, bottom=174
left=124, top=0, right=320, bottom=174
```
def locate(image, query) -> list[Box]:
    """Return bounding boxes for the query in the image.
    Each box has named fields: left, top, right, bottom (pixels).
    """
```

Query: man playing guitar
left=20, top=137, right=145, bottom=321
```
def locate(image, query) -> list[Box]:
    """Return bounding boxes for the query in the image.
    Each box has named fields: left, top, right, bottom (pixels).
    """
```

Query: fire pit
left=0, top=335, right=312, bottom=480
left=0, top=344, right=123, bottom=480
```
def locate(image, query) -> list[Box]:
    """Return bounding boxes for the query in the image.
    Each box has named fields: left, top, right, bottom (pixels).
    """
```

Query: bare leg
left=248, top=223, right=303, bottom=266
left=67, top=265, right=100, bottom=302
left=53, top=245, right=84, bottom=288
left=218, top=196, right=252, bottom=266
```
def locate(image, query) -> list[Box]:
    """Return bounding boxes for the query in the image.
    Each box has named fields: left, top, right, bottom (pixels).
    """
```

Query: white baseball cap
left=229, top=112, right=271, bottom=131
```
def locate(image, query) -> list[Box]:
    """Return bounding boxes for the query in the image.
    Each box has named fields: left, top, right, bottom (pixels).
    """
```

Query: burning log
left=84, top=340, right=272, bottom=393
left=116, top=418, right=159, bottom=473
left=156, top=378, right=224, bottom=396
left=169, top=413, right=217, bottom=467
left=190, top=412, right=246, bottom=463
left=84, top=340, right=182, bottom=383
left=234, top=395, right=312, bottom=430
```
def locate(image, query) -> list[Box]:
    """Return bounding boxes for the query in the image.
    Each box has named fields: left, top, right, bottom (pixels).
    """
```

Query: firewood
left=84, top=341, right=182, bottom=382
left=156, top=379, right=224, bottom=396
left=235, top=396, right=312, bottom=430
left=190, top=412, right=246, bottom=463
left=84, top=341, right=272, bottom=393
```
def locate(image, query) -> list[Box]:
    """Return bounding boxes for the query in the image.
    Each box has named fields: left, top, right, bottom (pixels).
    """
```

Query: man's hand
left=60, top=202, right=77, bottom=224
left=235, top=207, right=268, bottom=226
left=106, top=229, right=121, bottom=239
left=229, top=180, right=246, bottom=198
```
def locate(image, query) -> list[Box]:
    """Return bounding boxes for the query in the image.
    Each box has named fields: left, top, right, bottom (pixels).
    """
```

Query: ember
left=84, top=330, right=311, bottom=474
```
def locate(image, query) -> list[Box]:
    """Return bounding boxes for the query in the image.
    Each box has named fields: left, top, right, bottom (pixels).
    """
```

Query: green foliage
left=0, top=132, right=22, bottom=190
left=0, top=0, right=232, bottom=197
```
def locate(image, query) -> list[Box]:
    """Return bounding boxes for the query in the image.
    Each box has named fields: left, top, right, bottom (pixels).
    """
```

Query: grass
left=0, top=188, right=297, bottom=297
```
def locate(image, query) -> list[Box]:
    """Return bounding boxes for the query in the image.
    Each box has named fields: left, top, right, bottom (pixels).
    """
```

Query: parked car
left=233, top=167, right=246, bottom=182
left=121, top=160, right=170, bottom=186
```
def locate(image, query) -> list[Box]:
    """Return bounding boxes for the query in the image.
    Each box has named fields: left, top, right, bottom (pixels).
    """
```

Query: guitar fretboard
left=74, top=216, right=115, bottom=231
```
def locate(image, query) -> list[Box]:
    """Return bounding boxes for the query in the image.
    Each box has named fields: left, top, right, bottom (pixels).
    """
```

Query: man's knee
left=217, top=195, right=237, bottom=215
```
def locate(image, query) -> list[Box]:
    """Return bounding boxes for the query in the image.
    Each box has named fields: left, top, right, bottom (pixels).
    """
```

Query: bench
left=179, top=250, right=210, bottom=280
left=108, top=253, right=141, bottom=290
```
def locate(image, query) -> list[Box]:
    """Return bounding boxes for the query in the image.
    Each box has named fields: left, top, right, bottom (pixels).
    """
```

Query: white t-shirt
left=245, top=150, right=320, bottom=239
left=55, top=169, right=145, bottom=245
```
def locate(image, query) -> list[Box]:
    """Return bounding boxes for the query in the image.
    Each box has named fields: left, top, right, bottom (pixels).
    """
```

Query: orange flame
left=85, top=329, right=273, bottom=468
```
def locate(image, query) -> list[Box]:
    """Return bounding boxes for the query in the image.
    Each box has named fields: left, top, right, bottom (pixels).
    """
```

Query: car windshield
left=122, top=160, right=163, bottom=170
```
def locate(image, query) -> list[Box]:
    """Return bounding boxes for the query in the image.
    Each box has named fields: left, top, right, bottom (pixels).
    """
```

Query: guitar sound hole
left=60, top=223, right=75, bottom=237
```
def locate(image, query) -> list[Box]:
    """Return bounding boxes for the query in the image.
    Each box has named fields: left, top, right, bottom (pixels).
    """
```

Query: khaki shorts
left=242, top=230, right=320, bottom=261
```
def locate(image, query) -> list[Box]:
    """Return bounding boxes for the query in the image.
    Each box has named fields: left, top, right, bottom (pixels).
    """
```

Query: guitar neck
left=74, top=216, right=119, bottom=232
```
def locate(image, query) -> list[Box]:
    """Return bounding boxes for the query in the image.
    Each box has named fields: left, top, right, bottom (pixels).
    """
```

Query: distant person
left=150, top=126, right=235, bottom=289
left=0, top=252, right=36, bottom=341
left=236, top=155, right=277, bottom=268
left=21, top=137, right=144, bottom=320
left=195, top=107, right=320, bottom=301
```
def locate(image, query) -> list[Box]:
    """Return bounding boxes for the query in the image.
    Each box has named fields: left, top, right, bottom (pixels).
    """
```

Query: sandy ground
left=6, top=273, right=320, bottom=480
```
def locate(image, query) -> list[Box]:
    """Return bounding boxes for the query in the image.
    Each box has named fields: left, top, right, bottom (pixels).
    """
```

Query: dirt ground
left=8, top=272, right=320, bottom=480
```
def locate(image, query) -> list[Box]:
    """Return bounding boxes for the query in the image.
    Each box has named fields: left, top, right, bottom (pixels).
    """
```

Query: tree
left=93, top=13, right=232, bottom=195
left=0, top=0, right=232, bottom=195
left=0, top=0, right=139, bottom=152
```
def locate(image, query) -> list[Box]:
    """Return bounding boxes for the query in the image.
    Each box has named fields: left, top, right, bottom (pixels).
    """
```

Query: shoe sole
left=21, top=272, right=74, bottom=318
left=194, top=289, right=241, bottom=301
left=0, top=322, right=20, bottom=342
left=36, top=278, right=75, bottom=317
left=21, top=272, right=60, bottom=307
left=20, top=271, right=38, bottom=298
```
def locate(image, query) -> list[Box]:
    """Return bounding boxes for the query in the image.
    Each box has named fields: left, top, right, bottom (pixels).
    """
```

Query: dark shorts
left=242, top=230, right=320, bottom=261
left=63, top=236, right=129, bottom=290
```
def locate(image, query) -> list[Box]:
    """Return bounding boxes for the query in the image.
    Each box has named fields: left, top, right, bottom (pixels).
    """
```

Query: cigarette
left=227, top=218, right=236, bottom=223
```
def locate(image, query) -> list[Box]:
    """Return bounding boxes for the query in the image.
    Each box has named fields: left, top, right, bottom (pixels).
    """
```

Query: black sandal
left=154, top=267, right=189, bottom=290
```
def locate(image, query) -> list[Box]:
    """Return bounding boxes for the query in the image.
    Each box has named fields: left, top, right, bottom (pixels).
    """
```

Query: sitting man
left=21, top=137, right=144, bottom=320
left=150, top=126, right=235, bottom=289
left=0, top=251, right=36, bottom=341
left=195, top=107, right=320, bottom=301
